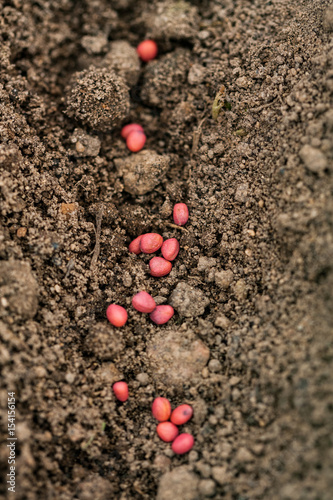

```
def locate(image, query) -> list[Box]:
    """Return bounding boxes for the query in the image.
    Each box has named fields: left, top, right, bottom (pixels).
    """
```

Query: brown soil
left=1, top=1, right=333, bottom=499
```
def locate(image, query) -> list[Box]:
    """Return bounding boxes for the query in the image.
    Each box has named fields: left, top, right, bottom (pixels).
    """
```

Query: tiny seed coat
left=171, top=404, right=193, bottom=425
left=152, top=397, right=171, bottom=421
left=132, top=291, right=156, bottom=313
left=149, top=256, right=172, bottom=277
left=150, top=305, right=174, bottom=325
left=140, top=233, right=163, bottom=254
left=106, top=304, right=128, bottom=327
left=171, top=433, right=194, bottom=455
left=113, top=381, right=129, bottom=402
left=173, top=203, right=189, bottom=226
left=161, top=238, right=180, bottom=261
left=156, top=422, right=179, bottom=442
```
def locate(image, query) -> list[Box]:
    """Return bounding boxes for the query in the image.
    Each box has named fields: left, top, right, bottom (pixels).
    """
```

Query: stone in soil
left=156, top=466, right=199, bottom=500
left=169, top=282, right=209, bottom=317
left=147, top=329, right=210, bottom=386
left=115, top=150, right=170, bottom=195
left=0, top=260, right=38, bottom=321
left=65, top=67, right=130, bottom=132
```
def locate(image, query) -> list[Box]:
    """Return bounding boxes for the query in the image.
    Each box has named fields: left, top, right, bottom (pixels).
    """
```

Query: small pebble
left=198, top=479, right=216, bottom=497
left=173, top=203, right=189, bottom=226
left=129, top=235, right=142, bottom=254
left=156, top=422, right=179, bottom=442
left=149, top=257, right=172, bottom=277
left=171, top=433, right=194, bottom=455
left=140, top=233, right=163, bottom=253
left=106, top=304, right=128, bottom=327
left=113, top=381, right=129, bottom=402
left=152, top=397, right=172, bottom=421
left=171, top=404, right=193, bottom=425
left=136, top=372, right=149, bottom=386
left=132, top=291, right=156, bottom=313
left=161, top=238, right=180, bottom=261
left=121, top=123, right=144, bottom=139
left=208, top=359, right=222, bottom=373
left=137, top=40, right=158, bottom=62
left=150, top=305, right=174, bottom=325
left=126, top=131, right=146, bottom=152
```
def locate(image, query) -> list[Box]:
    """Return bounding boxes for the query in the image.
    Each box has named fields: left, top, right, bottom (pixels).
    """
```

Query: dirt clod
left=169, top=282, right=210, bottom=317
left=147, top=329, right=210, bottom=386
left=103, top=40, right=141, bottom=87
left=115, top=149, right=170, bottom=195
left=0, top=261, right=38, bottom=321
left=65, top=68, right=130, bottom=131
left=156, top=466, right=199, bottom=500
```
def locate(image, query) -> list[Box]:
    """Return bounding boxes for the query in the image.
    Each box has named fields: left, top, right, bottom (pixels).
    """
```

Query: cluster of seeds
left=106, top=202, right=189, bottom=327
left=121, top=122, right=146, bottom=153
left=152, top=397, right=194, bottom=454
left=120, top=40, right=158, bottom=153
left=109, top=40, right=194, bottom=455
left=111, top=388, right=195, bottom=455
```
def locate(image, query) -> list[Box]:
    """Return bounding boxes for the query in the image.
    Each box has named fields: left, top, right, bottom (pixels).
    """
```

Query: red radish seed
left=106, top=304, right=128, bottom=327
left=173, top=203, right=189, bottom=226
left=140, top=233, right=163, bottom=254
left=126, top=131, right=146, bottom=152
left=132, top=291, right=156, bottom=313
left=150, top=305, right=174, bottom=325
left=121, top=123, right=144, bottom=139
left=171, top=433, right=194, bottom=455
left=152, top=397, right=171, bottom=421
left=113, top=381, right=129, bottom=402
left=149, top=257, right=172, bottom=277
left=137, top=40, right=158, bottom=62
left=161, top=238, right=180, bottom=261
left=129, top=235, right=142, bottom=254
left=171, top=404, right=193, bottom=425
left=156, top=422, right=179, bottom=442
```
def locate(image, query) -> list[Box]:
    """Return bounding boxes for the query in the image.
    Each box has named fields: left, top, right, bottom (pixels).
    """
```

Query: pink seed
left=149, top=257, right=172, bottom=277
left=140, top=233, right=163, bottom=254
left=121, top=123, right=144, bottom=139
left=171, top=404, right=193, bottom=425
left=137, top=40, right=158, bottom=62
left=132, top=291, right=156, bottom=313
left=156, top=422, right=179, bottom=442
left=126, top=131, right=146, bottom=152
left=161, top=238, right=180, bottom=261
left=152, top=397, right=171, bottom=421
left=113, top=381, right=129, bottom=402
left=173, top=203, right=189, bottom=226
left=129, top=235, right=142, bottom=254
left=106, top=304, right=128, bottom=327
left=171, top=433, right=194, bottom=455
left=150, top=305, right=174, bottom=325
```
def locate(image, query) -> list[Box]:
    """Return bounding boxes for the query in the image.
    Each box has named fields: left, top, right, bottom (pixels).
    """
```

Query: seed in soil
left=156, top=422, right=179, bottom=442
left=126, top=131, right=146, bottom=152
left=149, top=257, right=172, bottom=277
left=132, top=291, right=156, bottom=313
left=150, top=305, right=174, bottom=325
left=113, top=381, right=129, bottom=402
left=137, top=40, right=158, bottom=62
left=171, top=433, right=194, bottom=455
left=171, top=404, right=193, bottom=425
left=152, top=397, right=172, bottom=421
left=106, top=304, right=128, bottom=327
left=161, top=238, right=180, bottom=261
left=140, top=233, right=163, bottom=253
left=121, top=123, right=144, bottom=139
left=173, top=203, right=189, bottom=226
left=129, top=235, right=142, bottom=254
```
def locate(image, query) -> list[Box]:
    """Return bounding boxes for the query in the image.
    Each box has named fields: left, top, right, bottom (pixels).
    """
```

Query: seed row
left=108, top=40, right=193, bottom=455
